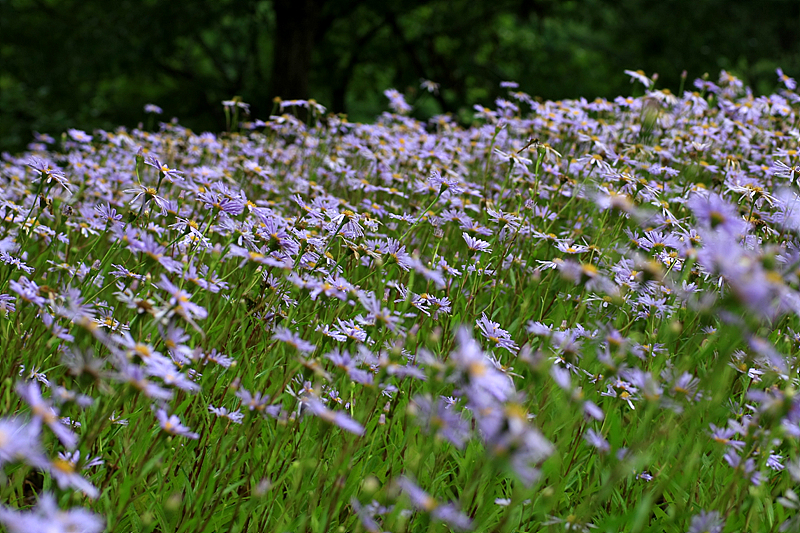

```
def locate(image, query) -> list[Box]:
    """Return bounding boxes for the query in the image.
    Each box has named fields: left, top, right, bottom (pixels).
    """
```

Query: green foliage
left=2, top=0, right=798, bottom=153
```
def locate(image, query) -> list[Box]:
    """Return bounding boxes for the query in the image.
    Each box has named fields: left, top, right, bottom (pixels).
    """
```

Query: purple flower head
left=273, top=326, right=316, bottom=354
left=381, top=238, right=413, bottom=271
left=49, top=455, right=99, bottom=498
left=0, top=417, right=47, bottom=468
left=145, top=156, right=183, bottom=181
left=688, top=192, right=747, bottom=236
left=113, top=362, right=173, bottom=401
left=428, top=169, right=464, bottom=195
left=155, top=408, right=199, bottom=439
left=28, top=156, right=73, bottom=193
left=462, top=232, right=492, bottom=253
left=157, top=274, right=208, bottom=325
left=124, top=183, right=171, bottom=214
left=476, top=313, right=518, bottom=353
left=236, top=388, right=271, bottom=412
left=396, top=476, right=472, bottom=531
left=197, top=189, right=245, bottom=216
left=359, top=291, right=403, bottom=332
left=777, top=68, right=797, bottom=90
left=624, top=69, right=654, bottom=88
left=209, top=405, right=244, bottom=424
left=451, top=327, right=514, bottom=406
left=16, top=381, right=77, bottom=450
left=384, top=89, right=412, bottom=114
left=687, top=510, right=724, bottom=533
left=146, top=358, right=200, bottom=393
left=0, top=493, right=104, bottom=533
left=9, top=277, right=46, bottom=308
left=301, top=394, right=364, bottom=435
left=410, top=395, right=471, bottom=449
left=584, top=428, right=610, bottom=453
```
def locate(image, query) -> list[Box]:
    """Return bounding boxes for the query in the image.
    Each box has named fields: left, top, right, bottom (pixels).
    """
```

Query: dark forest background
left=1, top=0, right=798, bottom=153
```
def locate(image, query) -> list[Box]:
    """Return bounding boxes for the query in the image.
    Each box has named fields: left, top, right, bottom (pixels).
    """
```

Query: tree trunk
left=270, top=0, right=320, bottom=102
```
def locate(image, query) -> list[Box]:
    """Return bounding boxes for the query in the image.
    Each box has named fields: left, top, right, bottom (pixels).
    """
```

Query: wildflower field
left=3, top=69, right=800, bottom=533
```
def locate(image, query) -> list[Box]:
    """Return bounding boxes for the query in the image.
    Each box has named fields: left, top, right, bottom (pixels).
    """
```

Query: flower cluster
left=1, top=68, right=800, bottom=532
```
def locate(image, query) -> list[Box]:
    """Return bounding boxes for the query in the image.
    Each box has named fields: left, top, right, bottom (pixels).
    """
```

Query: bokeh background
left=1, top=0, right=798, bottom=153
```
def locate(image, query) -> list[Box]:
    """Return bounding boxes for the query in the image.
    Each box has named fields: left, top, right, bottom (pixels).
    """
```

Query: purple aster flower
left=687, top=192, right=746, bottom=235
left=197, top=189, right=245, bottom=216
left=462, top=232, right=492, bottom=253
left=202, top=349, right=235, bottom=368
left=144, top=103, right=163, bottom=114
left=27, top=156, right=73, bottom=194
left=324, top=348, right=358, bottom=371
left=428, top=169, right=465, bottom=195
left=67, top=128, right=92, bottom=142
left=9, top=276, right=46, bottom=307
left=155, top=408, right=199, bottom=439
left=145, top=358, right=199, bottom=393
left=116, top=332, right=171, bottom=365
left=236, top=387, right=271, bottom=412
left=493, top=147, right=532, bottom=166
left=335, top=318, right=370, bottom=343
left=451, top=327, right=514, bottom=405
left=157, top=274, right=207, bottom=325
left=57, top=450, right=103, bottom=470
left=301, top=395, right=364, bottom=436
left=624, top=69, right=654, bottom=88
left=50, top=385, right=94, bottom=407
left=476, top=313, right=519, bottom=353
left=350, top=498, right=392, bottom=533
left=49, top=456, right=99, bottom=498
left=16, top=381, right=77, bottom=450
left=222, top=99, right=250, bottom=113
left=130, top=234, right=181, bottom=273
left=0, top=493, right=104, bottom=533
left=124, top=183, right=171, bottom=215
left=410, top=395, right=471, bottom=449
left=359, top=291, right=402, bottom=332
left=767, top=453, right=784, bottom=471
left=112, top=362, right=173, bottom=401
left=0, top=417, right=47, bottom=468
left=583, top=401, right=604, bottom=421
left=228, top=244, right=290, bottom=269
left=380, top=238, right=413, bottom=270
left=396, top=476, right=472, bottom=531
left=326, top=210, right=364, bottom=239
left=584, top=428, right=610, bottom=453
left=0, top=294, right=16, bottom=316
left=772, top=160, right=800, bottom=184
left=407, top=257, right=447, bottom=289
left=145, top=156, right=183, bottom=181
left=93, top=202, right=123, bottom=225
left=384, top=89, right=412, bottom=114
left=777, top=68, right=797, bottom=90
left=479, top=401, right=553, bottom=486
left=257, top=215, right=300, bottom=254
left=325, top=349, right=373, bottom=384
left=666, top=371, right=701, bottom=400
left=687, top=510, right=724, bottom=533
left=0, top=251, right=34, bottom=274
left=209, top=405, right=244, bottom=424
left=272, top=326, right=316, bottom=354
left=638, top=230, right=681, bottom=252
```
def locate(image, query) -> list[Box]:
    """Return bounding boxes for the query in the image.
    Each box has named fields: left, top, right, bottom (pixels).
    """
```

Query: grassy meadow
left=1, top=70, right=800, bottom=532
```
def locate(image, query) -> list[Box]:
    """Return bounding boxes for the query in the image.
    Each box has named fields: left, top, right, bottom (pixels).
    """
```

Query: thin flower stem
left=400, top=192, right=443, bottom=242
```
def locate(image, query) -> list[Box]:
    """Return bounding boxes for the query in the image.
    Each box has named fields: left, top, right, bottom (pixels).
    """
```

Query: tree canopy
left=1, top=0, right=798, bottom=152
